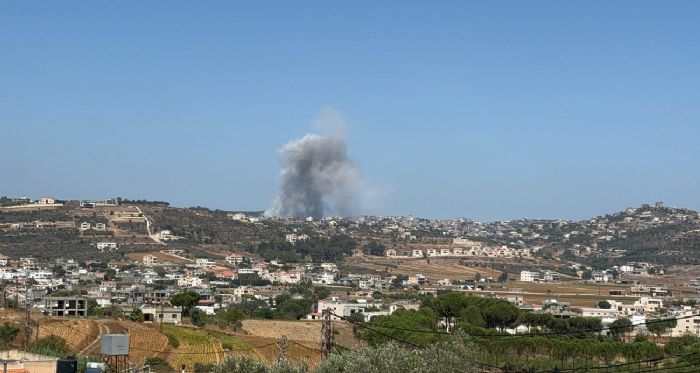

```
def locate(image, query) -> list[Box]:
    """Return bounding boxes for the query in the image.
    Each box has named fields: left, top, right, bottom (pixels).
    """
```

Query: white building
left=670, top=309, right=700, bottom=337
left=39, top=196, right=55, bottom=204
left=143, top=255, right=158, bottom=267
left=195, top=258, right=216, bottom=269
left=592, top=271, right=611, bottom=283
left=157, top=230, right=176, bottom=240
left=580, top=308, right=619, bottom=318
left=226, top=253, right=244, bottom=266
left=285, top=233, right=310, bottom=244
left=79, top=222, right=91, bottom=231
left=311, top=299, right=371, bottom=321
left=520, top=271, right=538, bottom=282
left=96, top=242, right=118, bottom=252
left=320, top=263, right=338, bottom=272
left=228, top=213, right=247, bottom=221
left=313, top=272, right=335, bottom=285
left=178, top=276, right=204, bottom=287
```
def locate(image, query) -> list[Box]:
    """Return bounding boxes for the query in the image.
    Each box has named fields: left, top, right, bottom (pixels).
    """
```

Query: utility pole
left=277, top=335, right=288, bottom=362
left=14, top=277, right=19, bottom=309
left=1, top=358, right=16, bottom=373
left=0, top=280, right=5, bottom=308
left=321, top=308, right=332, bottom=360
left=159, top=301, right=164, bottom=332
left=23, top=280, right=33, bottom=351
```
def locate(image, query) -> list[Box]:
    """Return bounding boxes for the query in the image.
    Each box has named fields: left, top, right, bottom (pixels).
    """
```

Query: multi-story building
left=43, top=297, right=88, bottom=316
left=143, top=255, right=158, bottom=267
left=520, top=271, right=538, bottom=282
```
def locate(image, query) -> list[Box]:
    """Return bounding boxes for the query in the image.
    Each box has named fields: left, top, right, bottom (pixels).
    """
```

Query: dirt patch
left=241, top=319, right=359, bottom=348
left=349, top=257, right=501, bottom=280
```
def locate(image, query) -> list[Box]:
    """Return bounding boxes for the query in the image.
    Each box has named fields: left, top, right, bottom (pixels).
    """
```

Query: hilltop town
left=1, top=195, right=700, bottom=372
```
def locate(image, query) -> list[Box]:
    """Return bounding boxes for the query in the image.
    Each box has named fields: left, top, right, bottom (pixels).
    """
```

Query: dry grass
left=350, top=256, right=502, bottom=280
left=39, top=319, right=98, bottom=352
left=241, top=319, right=359, bottom=348
left=125, top=322, right=170, bottom=365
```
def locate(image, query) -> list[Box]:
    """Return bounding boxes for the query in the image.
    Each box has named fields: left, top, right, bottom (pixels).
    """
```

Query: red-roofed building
left=216, top=270, right=237, bottom=279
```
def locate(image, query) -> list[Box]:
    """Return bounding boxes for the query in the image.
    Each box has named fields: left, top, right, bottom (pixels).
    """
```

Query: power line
left=48, top=318, right=279, bottom=356
left=634, top=361, right=698, bottom=373
left=550, top=352, right=699, bottom=373
left=334, top=312, right=700, bottom=373
left=331, top=312, right=698, bottom=338
left=288, top=340, right=322, bottom=354
left=339, top=313, right=505, bottom=372
left=337, top=314, right=420, bottom=347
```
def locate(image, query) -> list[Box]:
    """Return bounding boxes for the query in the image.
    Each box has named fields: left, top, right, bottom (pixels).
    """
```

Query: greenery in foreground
left=346, top=292, right=700, bottom=372
left=212, top=337, right=477, bottom=373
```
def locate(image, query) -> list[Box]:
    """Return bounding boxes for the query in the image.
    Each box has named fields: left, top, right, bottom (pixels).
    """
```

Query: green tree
left=87, top=299, right=101, bottom=316
left=274, top=298, right=313, bottom=320
left=433, top=292, right=470, bottom=328
left=646, top=319, right=677, bottom=342
left=171, top=291, right=201, bottom=316
left=29, top=336, right=70, bottom=357
left=357, top=308, right=444, bottom=347
left=362, top=241, right=386, bottom=256
left=459, top=306, right=485, bottom=328
left=191, top=308, right=207, bottom=327
left=214, top=307, right=246, bottom=330
left=130, top=308, right=144, bottom=322
left=598, top=300, right=611, bottom=309
left=609, top=318, right=633, bottom=341
left=0, top=323, right=20, bottom=348
left=482, top=301, right=519, bottom=330
left=497, top=271, right=509, bottom=283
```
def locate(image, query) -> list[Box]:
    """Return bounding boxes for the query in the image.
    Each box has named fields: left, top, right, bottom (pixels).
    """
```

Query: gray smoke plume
left=266, top=109, right=361, bottom=220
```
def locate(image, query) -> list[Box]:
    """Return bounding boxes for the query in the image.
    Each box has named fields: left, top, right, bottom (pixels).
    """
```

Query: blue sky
left=1, top=1, right=699, bottom=221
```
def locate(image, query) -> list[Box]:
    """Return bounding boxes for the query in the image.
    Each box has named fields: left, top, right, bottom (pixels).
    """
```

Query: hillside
left=2, top=198, right=700, bottom=266
left=0, top=200, right=279, bottom=261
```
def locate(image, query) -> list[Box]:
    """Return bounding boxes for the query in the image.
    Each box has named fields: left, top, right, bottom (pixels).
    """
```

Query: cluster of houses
left=519, top=270, right=561, bottom=283
left=2, top=246, right=699, bottom=342
left=534, top=297, right=700, bottom=338
left=79, top=222, right=107, bottom=231
left=285, top=233, right=310, bottom=244
left=385, top=241, right=532, bottom=259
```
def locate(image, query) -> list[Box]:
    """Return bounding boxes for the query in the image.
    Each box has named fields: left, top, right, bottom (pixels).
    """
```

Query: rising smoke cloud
left=266, top=108, right=361, bottom=220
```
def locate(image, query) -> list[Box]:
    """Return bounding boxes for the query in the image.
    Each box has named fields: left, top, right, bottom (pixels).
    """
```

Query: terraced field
left=161, top=325, right=223, bottom=371
left=125, top=322, right=170, bottom=365
left=39, top=319, right=98, bottom=352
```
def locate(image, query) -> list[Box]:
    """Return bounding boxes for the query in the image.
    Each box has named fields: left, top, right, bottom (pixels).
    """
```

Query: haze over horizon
left=2, top=2, right=699, bottom=221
